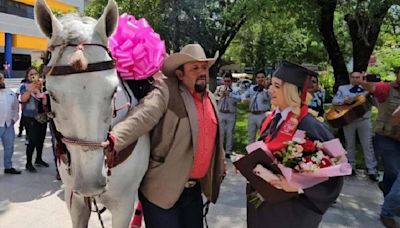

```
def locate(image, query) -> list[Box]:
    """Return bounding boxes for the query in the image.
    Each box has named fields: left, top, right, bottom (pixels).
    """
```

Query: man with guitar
left=355, top=67, right=400, bottom=228
left=332, top=71, right=379, bottom=182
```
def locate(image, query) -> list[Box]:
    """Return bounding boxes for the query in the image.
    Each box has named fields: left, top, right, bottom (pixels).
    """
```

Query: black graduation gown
left=247, top=114, right=344, bottom=228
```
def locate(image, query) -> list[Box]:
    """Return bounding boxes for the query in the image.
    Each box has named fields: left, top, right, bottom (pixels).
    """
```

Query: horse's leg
left=65, top=187, right=91, bottom=228
left=108, top=193, right=137, bottom=228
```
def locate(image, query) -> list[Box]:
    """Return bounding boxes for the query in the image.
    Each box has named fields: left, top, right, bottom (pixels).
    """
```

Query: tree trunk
left=316, top=0, right=349, bottom=91
left=345, top=4, right=391, bottom=72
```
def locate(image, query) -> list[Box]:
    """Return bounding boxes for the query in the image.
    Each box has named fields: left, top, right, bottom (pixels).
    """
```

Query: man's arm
left=392, top=106, right=400, bottom=125
left=331, top=86, right=345, bottom=105
left=230, top=88, right=242, bottom=102
left=111, top=79, right=169, bottom=152
left=11, top=91, right=19, bottom=123
left=213, top=86, right=222, bottom=101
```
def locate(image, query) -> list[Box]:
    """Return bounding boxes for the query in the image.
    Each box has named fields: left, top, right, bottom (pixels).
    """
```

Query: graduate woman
left=246, top=61, right=344, bottom=228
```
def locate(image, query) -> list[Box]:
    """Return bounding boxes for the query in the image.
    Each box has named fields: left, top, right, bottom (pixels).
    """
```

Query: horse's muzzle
left=74, top=183, right=108, bottom=197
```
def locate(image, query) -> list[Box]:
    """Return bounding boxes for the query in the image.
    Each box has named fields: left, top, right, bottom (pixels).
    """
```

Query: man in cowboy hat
left=111, top=43, right=226, bottom=228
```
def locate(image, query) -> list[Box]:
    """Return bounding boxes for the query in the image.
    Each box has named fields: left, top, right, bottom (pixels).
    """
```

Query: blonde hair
left=272, top=82, right=312, bottom=119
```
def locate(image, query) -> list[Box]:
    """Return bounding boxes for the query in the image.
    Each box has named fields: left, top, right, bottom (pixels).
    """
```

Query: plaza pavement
left=0, top=78, right=396, bottom=227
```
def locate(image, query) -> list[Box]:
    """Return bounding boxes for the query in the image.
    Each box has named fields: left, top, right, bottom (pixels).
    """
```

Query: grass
left=230, top=104, right=383, bottom=171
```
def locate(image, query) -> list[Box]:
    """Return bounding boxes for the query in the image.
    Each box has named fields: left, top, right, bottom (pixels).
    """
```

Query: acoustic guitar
left=325, top=95, right=372, bottom=128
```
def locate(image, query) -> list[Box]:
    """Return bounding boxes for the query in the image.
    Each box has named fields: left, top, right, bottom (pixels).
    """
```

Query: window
left=0, top=0, right=34, bottom=19
left=0, top=53, right=31, bottom=71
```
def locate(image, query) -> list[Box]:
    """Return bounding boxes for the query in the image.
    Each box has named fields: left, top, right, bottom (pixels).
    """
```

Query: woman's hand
left=27, top=81, right=42, bottom=92
left=269, top=175, right=299, bottom=192
left=232, top=154, right=244, bottom=175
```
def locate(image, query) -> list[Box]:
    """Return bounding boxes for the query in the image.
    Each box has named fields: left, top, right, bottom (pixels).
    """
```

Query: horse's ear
left=34, top=0, right=62, bottom=38
left=94, top=0, right=119, bottom=44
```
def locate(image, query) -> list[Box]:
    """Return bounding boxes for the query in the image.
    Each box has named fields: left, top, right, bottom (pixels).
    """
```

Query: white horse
left=34, top=0, right=150, bottom=227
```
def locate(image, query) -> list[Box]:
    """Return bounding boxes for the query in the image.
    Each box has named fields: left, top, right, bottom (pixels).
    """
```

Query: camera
left=365, top=74, right=381, bottom=82
left=31, top=75, right=39, bottom=82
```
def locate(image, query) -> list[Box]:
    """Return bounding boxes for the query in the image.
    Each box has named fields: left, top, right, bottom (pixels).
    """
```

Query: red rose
left=302, top=140, right=316, bottom=152
left=319, top=157, right=333, bottom=168
left=303, top=156, right=313, bottom=163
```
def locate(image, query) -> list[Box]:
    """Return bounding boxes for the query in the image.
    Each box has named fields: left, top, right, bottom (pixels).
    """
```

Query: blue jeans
left=375, top=134, right=400, bottom=195
left=0, top=123, right=16, bottom=169
left=381, top=173, right=400, bottom=218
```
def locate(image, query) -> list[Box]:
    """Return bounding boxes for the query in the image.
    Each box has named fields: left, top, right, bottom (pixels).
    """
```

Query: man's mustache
left=196, top=75, right=207, bottom=82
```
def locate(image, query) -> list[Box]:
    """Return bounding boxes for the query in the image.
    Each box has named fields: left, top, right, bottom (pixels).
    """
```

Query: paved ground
left=0, top=129, right=394, bottom=228
left=0, top=78, right=396, bottom=227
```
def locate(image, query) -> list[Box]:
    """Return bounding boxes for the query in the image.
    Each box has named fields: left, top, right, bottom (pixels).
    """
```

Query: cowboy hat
left=162, top=44, right=219, bottom=77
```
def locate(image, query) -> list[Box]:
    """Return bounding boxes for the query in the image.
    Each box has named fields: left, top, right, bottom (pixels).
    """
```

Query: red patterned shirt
left=190, top=91, right=218, bottom=179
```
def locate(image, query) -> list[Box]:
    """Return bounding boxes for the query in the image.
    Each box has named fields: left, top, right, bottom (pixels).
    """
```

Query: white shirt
left=273, top=107, right=291, bottom=127
left=0, top=88, right=19, bottom=127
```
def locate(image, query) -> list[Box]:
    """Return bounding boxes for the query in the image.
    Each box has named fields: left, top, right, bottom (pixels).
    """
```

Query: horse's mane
left=56, top=14, right=97, bottom=45
left=53, top=14, right=98, bottom=70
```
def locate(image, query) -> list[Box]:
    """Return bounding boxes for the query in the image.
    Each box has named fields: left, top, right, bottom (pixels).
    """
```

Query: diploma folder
left=233, top=148, right=297, bottom=204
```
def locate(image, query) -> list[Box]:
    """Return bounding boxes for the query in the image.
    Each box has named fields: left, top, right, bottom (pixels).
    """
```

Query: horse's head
left=35, top=0, right=119, bottom=196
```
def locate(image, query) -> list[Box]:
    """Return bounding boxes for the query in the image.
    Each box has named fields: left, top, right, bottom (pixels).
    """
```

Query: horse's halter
left=44, top=42, right=119, bottom=176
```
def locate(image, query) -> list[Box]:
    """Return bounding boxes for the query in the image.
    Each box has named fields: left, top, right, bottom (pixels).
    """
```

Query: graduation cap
left=272, top=61, right=318, bottom=103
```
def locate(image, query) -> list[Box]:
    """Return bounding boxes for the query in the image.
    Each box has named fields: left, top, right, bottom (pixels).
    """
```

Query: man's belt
left=184, top=179, right=198, bottom=188
left=219, top=110, right=232, bottom=113
left=250, top=110, right=267, bottom=114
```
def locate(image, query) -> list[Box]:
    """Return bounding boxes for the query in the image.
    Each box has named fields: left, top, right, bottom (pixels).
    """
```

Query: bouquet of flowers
left=245, top=130, right=352, bottom=190
left=275, top=137, right=337, bottom=173
left=239, top=130, right=351, bottom=208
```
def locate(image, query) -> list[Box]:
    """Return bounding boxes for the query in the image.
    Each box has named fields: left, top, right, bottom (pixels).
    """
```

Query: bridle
left=44, top=42, right=121, bottom=176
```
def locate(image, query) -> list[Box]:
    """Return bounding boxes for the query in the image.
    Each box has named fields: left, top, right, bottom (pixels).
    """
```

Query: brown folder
left=233, top=148, right=297, bottom=204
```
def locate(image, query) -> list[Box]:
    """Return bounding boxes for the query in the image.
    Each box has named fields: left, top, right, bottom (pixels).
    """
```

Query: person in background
left=214, top=72, right=241, bottom=158
left=308, top=73, right=326, bottom=118
left=19, top=67, right=49, bottom=173
left=355, top=67, right=400, bottom=228
left=242, top=70, right=271, bottom=144
left=332, top=71, right=379, bottom=181
left=3, top=61, right=10, bottom=78
left=0, top=73, right=20, bottom=174
left=264, top=74, right=272, bottom=90
left=16, top=74, right=29, bottom=137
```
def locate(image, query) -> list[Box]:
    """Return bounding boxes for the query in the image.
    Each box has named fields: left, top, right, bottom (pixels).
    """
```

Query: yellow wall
left=0, top=32, right=4, bottom=46
left=1, top=32, right=47, bottom=50
left=13, top=34, right=48, bottom=50
left=13, top=0, right=76, bottom=13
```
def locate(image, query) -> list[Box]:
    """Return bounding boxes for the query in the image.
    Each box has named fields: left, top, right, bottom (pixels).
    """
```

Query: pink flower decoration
left=109, top=13, right=166, bottom=80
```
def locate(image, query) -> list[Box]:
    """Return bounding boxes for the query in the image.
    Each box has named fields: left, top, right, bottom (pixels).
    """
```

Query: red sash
left=260, top=105, right=309, bottom=152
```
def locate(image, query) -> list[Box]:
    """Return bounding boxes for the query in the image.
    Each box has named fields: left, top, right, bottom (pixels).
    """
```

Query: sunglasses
left=311, top=80, right=317, bottom=83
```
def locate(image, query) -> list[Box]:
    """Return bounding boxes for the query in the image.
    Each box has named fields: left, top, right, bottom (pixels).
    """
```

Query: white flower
left=293, top=137, right=306, bottom=144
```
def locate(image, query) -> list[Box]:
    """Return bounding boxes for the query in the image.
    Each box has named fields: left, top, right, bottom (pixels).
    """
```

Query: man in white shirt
left=0, top=73, right=20, bottom=174
left=214, top=72, right=241, bottom=158
left=332, top=71, right=378, bottom=181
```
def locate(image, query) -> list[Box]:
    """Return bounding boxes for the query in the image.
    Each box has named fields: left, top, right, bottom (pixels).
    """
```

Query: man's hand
left=223, top=90, right=230, bottom=96
left=344, top=97, right=354, bottom=105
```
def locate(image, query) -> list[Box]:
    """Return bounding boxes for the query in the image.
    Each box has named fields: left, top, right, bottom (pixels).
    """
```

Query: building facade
left=0, top=0, right=85, bottom=77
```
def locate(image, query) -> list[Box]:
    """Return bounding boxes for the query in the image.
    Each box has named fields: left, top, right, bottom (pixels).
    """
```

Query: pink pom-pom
left=109, top=13, right=166, bottom=80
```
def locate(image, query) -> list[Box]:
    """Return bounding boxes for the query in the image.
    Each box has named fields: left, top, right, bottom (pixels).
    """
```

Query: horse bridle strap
left=43, top=60, right=115, bottom=76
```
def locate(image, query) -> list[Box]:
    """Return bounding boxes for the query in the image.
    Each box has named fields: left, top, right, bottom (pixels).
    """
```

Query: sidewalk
left=0, top=128, right=395, bottom=227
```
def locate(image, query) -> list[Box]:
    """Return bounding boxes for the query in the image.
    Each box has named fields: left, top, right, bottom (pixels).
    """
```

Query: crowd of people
left=0, top=66, right=59, bottom=177
left=1, top=45, right=399, bottom=227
